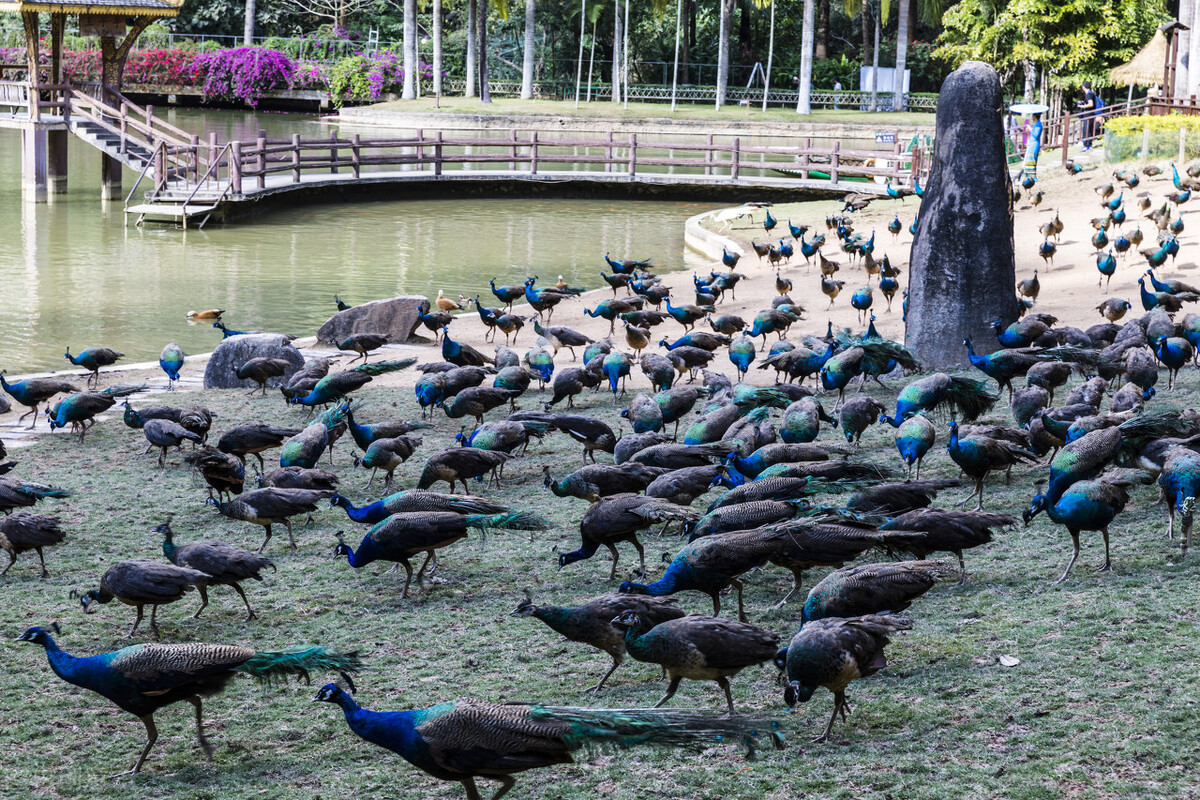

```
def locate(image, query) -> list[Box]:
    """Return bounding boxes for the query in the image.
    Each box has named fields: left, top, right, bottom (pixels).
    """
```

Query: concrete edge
left=684, top=208, right=744, bottom=262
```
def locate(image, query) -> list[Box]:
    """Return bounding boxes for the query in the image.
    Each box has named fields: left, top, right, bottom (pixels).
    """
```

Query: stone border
left=684, top=208, right=744, bottom=262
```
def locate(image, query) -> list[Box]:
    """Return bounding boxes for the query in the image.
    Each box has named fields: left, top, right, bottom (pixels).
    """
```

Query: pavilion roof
left=0, top=0, right=181, bottom=17
left=1110, top=29, right=1168, bottom=88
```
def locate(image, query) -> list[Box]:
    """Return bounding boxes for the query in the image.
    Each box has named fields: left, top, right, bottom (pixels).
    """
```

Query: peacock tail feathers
left=239, top=646, right=363, bottom=684
left=945, top=376, right=999, bottom=422
left=528, top=705, right=783, bottom=755
left=100, top=383, right=147, bottom=398
left=350, top=357, right=419, bottom=376
left=464, top=511, right=549, bottom=531
left=318, top=401, right=360, bottom=430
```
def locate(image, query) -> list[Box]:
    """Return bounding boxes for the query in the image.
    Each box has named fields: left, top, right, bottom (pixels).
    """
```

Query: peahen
left=236, top=357, right=292, bottom=395
left=217, top=423, right=302, bottom=469
left=782, top=613, right=912, bottom=742
left=0, top=512, right=65, bottom=577
left=417, top=448, right=511, bottom=492
left=514, top=593, right=685, bottom=692
left=141, top=418, right=203, bottom=466
left=0, top=475, right=70, bottom=515
left=156, top=520, right=274, bottom=620
left=313, top=683, right=773, bottom=800
left=336, top=511, right=546, bottom=598
left=186, top=446, right=247, bottom=500
left=612, top=611, right=778, bottom=712
left=880, top=373, right=998, bottom=426
left=880, top=508, right=1017, bottom=583
left=207, top=487, right=329, bottom=552
left=801, top=561, right=947, bottom=625
left=76, top=558, right=210, bottom=639
left=63, top=346, right=124, bottom=387
left=19, top=625, right=360, bottom=776
left=159, top=342, right=185, bottom=390
left=288, top=359, right=417, bottom=408
left=543, top=463, right=668, bottom=502
left=560, top=494, right=699, bottom=579
left=353, top=435, right=422, bottom=488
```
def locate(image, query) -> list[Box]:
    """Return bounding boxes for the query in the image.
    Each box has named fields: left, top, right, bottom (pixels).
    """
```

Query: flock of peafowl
left=4, top=156, right=1200, bottom=798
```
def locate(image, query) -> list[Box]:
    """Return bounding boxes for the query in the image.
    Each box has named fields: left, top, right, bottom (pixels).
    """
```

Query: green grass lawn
left=350, top=97, right=937, bottom=129
left=3, top=362, right=1198, bottom=799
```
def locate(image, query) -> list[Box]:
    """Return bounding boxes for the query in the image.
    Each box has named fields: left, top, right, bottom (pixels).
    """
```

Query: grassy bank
left=3, top=355, right=1200, bottom=799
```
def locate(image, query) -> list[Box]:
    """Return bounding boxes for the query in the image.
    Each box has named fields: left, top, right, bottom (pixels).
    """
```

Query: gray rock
left=906, top=61, right=1016, bottom=369
left=0, top=392, right=9, bottom=414
left=204, top=334, right=304, bottom=390
left=317, top=295, right=428, bottom=345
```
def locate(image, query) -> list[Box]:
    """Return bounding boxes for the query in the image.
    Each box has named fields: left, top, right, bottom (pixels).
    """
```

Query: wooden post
left=435, top=131, right=443, bottom=176
left=119, top=102, right=129, bottom=154
left=830, top=141, right=839, bottom=185
left=1060, top=113, right=1070, bottom=169
left=330, top=130, right=339, bottom=174
left=509, top=129, right=518, bottom=171
left=209, top=132, right=218, bottom=182
left=230, top=140, right=242, bottom=195
left=257, top=130, right=266, bottom=189
left=628, top=132, right=637, bottom=176
left=352, top=133, right=361, bottom=179
left=415, top=127, right=423, bottom=167
left=731, top=137, right=740, bottom=180
left=705, top=133, right=714, bottom=176
left=605, top=131, right=614, bottom=173
left=47, top=12, right=67, bottom=195
left=801, top=136, right=811, bottom=179
left=530, top=131, right=539, bottom=174
left=292, top=133, right=301, bottom=183
left=190, top=134, right=200, bottom=182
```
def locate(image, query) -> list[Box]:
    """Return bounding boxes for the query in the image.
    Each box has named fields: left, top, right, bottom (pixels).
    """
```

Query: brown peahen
left=783, top=613, right=912, bottom=742
left=156, top=520, right=275, bottom=620
left=75, top=558, right=211, bottom=639
left=612, top=611, right=779, bottom=712
left=560, top=494, right=699, bottom=579
left=217, top=423, right=303, bottom=469
left=235, top=357, right=293, bottom=395
left=0, top=512, right=66, bottom=577
left=513, top=593, right=686, bottom=692
left=417, top=448, right=511, bottom=492
left=542, top=462, right=669, bottom=502
left=800, top=560, right=949, bottom=624
left=880, top=508, right=1018, bottom=583
left=185, top=446, right=246, bottom=500
left=206, top=487, right=331, bottom=552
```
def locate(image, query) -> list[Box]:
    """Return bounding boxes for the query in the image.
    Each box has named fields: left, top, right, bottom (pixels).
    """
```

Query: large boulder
left=204, top=334, right=304, bottom=390
left=906, top=61, right=1017, bottom=369
left=317, top=295, right=428, bottom=345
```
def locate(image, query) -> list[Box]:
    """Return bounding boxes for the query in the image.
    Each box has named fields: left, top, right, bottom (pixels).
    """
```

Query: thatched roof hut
left=1110, top=29, right=1167, bottom=88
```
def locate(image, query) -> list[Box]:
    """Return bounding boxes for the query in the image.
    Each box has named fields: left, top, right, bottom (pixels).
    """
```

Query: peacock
left=893, top=414, right=936, bottom=479
left=782, top=613, right=912, bottom=742
left=75, top=558, right=210, bottom=639
left=1156, top=446, right=1200, bottom=559
left=313, top=683, right=774, bottom=800
left=157, top=520, right=274, bottom=620
left=207, top=487, right=329, bottom=552
left=728, top=334, right=757, bottom=380
left=159, top=343, right=185, bottom=390
left=1024, top=472, right=1142, bottom=583
left=543, top=462, right=667, bottom=502
left=946, top=421, right=1038, bottom=510
left=330, top=489, right=509, bottom=524
left=963, top=338, right=1047, bottom=398
left=513, top=593, right=685, bottom=692
left=612, top=611, right=778, bottom=712
left=0, top=371, right=78, bottom=429
left=335, top=511, right=546, bottom=598
left=47, top=383, right=145, bottom=442
left=560, top=494, right=698, bottom=579
left=63, top=346, right=124, bottom=387
left=0, top=512, right=66, bottom=577
left=288, top=359, right=417, bottom=408
left=0, top=475, right=70, bottom=515
left=19, top=625, right=360, bottom=776
left=801, top=561, right=947, bottom=625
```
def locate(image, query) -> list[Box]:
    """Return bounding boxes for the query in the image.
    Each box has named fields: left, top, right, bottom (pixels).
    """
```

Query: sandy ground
left=0, top=154, right=1183, bottom=443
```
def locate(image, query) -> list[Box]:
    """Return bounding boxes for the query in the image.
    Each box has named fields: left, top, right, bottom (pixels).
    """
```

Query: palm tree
left=403, top=0, right=417, bottom=99
left=520, top=0, right=536, bottom=99
left=244, top=0, right=256, bottom=45
left=466, top=0, right=476, bottom=96
left=432, top=0, right=443, bottom=96
left=796, top=0, right=815, bottom=113
left=478, top=0, right=510, bottom=103
left=893, top=0, right=909, bottom=111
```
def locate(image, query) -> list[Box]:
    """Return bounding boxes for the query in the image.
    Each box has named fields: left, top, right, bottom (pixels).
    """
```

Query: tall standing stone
left=906, top=61, right=1016, bottom=369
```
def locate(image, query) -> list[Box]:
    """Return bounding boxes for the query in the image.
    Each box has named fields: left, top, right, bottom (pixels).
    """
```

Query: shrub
left=1105, top=113, right=1200, bottom=137
left=191, top=47, right=296, bottom=106
left=326, top=51, right=433, bottom=107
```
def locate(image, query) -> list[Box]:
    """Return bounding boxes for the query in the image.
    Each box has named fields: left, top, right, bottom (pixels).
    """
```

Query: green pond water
left=0, top=108, right=719, bottom=374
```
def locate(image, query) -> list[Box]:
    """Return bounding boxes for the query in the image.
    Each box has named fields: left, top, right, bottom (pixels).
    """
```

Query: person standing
left=1079, top=81, right=1098, bottom=151
left=1023, top=112, right=1043, bottom=181
left=833, top=79, right=842, bottom=109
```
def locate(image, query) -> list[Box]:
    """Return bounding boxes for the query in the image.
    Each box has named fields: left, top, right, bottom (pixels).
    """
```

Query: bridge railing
left=205, top=130, right=923, bottom=197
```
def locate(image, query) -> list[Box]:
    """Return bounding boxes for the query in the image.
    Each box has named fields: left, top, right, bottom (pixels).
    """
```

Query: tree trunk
left=869, top=3, right=879, bottom=111
left=432, top=0, right=443, bottom=96
left=479, top=0, right=491, bottom=102
left=611, top=0, right=621, bottom=103
left=1189, top=0, right=1200, bottom=99
left=466, top=0, right=477, bottom=96
left=815, top=0, right=828, bottom=59
left=1023, top=59, right=1035, bottom=103
left=738, top=0, right=751, bottom=54
left=893, top=0, right=909, bottom=111
left=796, top=0, right=814, bottom=114
left=574, top=0, right=585, bottom=104
left=716, top=0, right=733, bottom=109
left=860, top=2, right=871, bottom=66
left=1179, top=0, right=1194, bottom=99
left=761, top=0, right=774, bottom=111
left=243, top=0, right=256, bottom=45
left=672, top=0, right=683, bottom=110
left=402, top=0, right=416, bottom=99
left=521, top=0, right=535, bottom=98
left=680, top=0, right=691, bottom=83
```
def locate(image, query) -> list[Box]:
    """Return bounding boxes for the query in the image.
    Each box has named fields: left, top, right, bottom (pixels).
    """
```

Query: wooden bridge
left=2, top=80, right=932, bottom=226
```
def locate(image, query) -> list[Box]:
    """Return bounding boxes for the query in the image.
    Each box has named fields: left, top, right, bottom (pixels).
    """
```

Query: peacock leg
left=812, top=692, right=843, bottom=743
left=490, top=775, right=518, bottom=800
left=631, top=538, right=646, bottom=578
left=230, top=582, right=256, bottom=621
left=1052, top=532, right=1081, bottom=585
left=716, top=676, right=736, bottom=714
left=1166, top=504, right=1175, bottom=540
left=254, top=452, right=265, bottom=471
left=732, top=578, right=747, bottom=622
left=258, top=524, right=272, bottom=554
left=414, top=551, right=435, bottom=586
left=915, top=457, right=923, bottom=481
left=284, top=519, right=297, bottom=552
left=1, top=550, right=16, bottom=576
left=127, top=605, right=144, bottom=638
left=653, top=676, right=682, bottom=708
left=366, top=468, right=377, bottom=488
left=186, top=696, right=214, bottom=758
left=1098, top=528, right=1112, bottom=573
left=604, top=542, right=621, bottom=580
left=399, top=559, right=415, bottom=598
left=108, top=715, right=158, bottom=778
left=586, top=656, right=622, bottom=693
left=193, top=586, right=209, bottom=618
left=771, top=571, right=803, bottom=610
left=149, top=605, right=161, bottom=640
left=459, top=778, right=483, bottom=800
left=1183, top=508, right=1194, bottom=561
left=954, top=550, right=968, bottom=586
left=709, top=590, right=722, bottom=616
